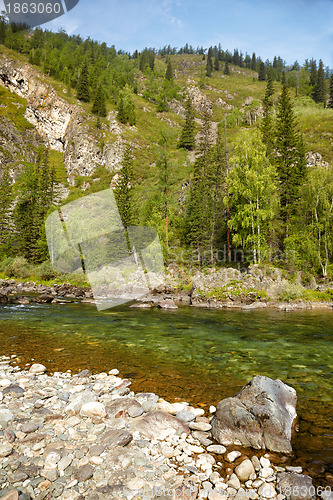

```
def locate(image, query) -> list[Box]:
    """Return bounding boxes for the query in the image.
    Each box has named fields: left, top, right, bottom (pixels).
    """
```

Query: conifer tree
left=313, top=59, right=325, bottom=104
left=275, top=85, right=306, bottom=239
left=0, top=167, right=14, bottom=254
left=223, top=61, right=230, bottom=75
left=114, top=144, right=134, bottom=229
left=214, top=52, right=220, bottom=71
left=328, top=74, right=333, bottom=109
left=309, top=59, right=317, bottom=90
left=92, top=84, right=107, bottom=117
left=116, top=96, right=126, bottom=124
left=206, top=47, right=213, bottom=77
left=251, top=53, right=256, bottom=71
left=261, top=75, right=275, bottom=157
left=77, top=61, right=90, bottom=102
left=258, top=61, right=266, bottom=81
left=165, top=59, right=174, bottom=81
left=177, top=95, right=195, bottom=150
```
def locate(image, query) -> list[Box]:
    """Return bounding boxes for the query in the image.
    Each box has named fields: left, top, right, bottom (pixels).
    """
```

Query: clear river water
left=0, top=302, right=332, bottom=483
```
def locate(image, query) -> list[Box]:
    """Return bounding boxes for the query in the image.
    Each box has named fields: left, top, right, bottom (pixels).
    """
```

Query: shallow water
left=0, top=302, right=332, bottom=480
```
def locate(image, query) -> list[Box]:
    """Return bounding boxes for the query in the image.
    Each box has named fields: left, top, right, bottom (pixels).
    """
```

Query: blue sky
left=2, top=0, right=333, bottom=66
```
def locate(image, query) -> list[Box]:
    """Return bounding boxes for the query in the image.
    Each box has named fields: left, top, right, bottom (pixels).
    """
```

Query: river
left=0, top=302, right=332, bottom=482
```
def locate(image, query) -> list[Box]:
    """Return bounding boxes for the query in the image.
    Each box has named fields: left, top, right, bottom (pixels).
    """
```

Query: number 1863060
left=5, top=2, right=62, bottom=14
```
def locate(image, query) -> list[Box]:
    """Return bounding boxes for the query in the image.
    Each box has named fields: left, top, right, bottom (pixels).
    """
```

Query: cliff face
left=0, top=54, right=124, bottom=184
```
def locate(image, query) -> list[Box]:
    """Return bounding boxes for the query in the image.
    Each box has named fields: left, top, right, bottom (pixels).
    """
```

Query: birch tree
left=227, top=129, right=278, bottom=263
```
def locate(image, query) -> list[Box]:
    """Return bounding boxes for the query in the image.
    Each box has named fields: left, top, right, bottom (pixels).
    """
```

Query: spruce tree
left=117, top=96, right=126, bottom=124
left=258, top=61, right=266, bottom=81
left=223, top=61, right=230, bottom=75
left=251, top=53, right=256, bottom=71
left=275, top=85, right=306, bottom=239
left=178, top=95, right=195, bottom=150
left=92, top=84, right=107, bottom=117
left=165, top=59, right=174, bottom=81
left=313, top=59, right=325, bottom=104
left=0, top=167, right=14, bottom=254
left=214, top=52, right=220, bottom=71
left=261, top=76, right=275, bottom=157
left=77, top=61, right=90, bottom=102
left=309, top=59, right=317, bottom=91
left=206, top=47, right=213, bottom=77
left=328, top=74, right=333, bottom=108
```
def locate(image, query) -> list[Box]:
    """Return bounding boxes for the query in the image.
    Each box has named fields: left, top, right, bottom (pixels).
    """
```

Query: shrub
left=35, top=260, right=58, bottom=280
left=3, top=256, right=32, bottom=279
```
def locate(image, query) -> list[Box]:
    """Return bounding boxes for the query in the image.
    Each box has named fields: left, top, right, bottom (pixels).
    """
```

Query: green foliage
left=91, top=85, right=107, bottom=117
left=165, top=59, right=174, bottom=81
left=223, top=61, right=230, bottom=75
left=0, top=256, right=32, bottom=279
left=177, top=95, right=195, bottom=150
left=275, top=86, right=306, bottom=236
left=76, top=61, right=90, bottom=102
left=116, top=84, right=135, bottom=125
left=0, top=166, right=14, bottom=255
left=328, top=74, right=333, bottom=109
left=227, top=129, right=279, bottom=264
left=114, top=144, right=134, bottom=228
left=13, top=147, right=56, bottom=263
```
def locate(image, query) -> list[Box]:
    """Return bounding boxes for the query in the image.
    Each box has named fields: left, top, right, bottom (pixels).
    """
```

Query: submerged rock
left=211, top=375, right=297, bottom=453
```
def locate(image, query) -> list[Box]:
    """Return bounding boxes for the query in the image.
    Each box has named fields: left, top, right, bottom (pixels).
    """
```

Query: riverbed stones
left=235, top=459, right=256, bottom=482
left=0, top=443, right=13, bottom=457
left=130, top=410, right=190, bottom=439
left=29, top=363, right=47, bottom=374
left=0, top=356, right=320, bottom=500
left=206, top=444, right=227, bottom=454
left=211, top=375, right=297, bottom=453
left=276, top=472, right=315, bottom=500
left=80, top=401, right=106, bottom=418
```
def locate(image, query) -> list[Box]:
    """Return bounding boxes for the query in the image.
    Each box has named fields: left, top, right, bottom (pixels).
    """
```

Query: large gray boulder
left=211, top=375, right=297, bottom=453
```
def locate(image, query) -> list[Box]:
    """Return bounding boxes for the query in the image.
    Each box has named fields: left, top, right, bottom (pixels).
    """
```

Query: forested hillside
left=1, top=19, right=333, bottom=282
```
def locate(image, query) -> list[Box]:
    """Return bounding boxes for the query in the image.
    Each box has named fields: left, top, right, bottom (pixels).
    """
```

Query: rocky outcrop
left=0, top=55, right=125, bottom=182
left=211, top=375, right=297, bottom=453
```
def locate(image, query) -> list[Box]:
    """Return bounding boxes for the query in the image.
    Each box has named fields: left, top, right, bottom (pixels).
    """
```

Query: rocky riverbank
left=0, top=357, right=330, bottom=500
left=1, top=264, right=333, bottom=311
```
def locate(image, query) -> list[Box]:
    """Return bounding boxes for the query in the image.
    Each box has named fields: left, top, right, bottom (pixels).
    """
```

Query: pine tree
left=223, top=61, right=230, bottom=75
left=178, top=95, right=195, bottom=150
left=275, top=85, right=306, bottom=239
left=206, top=47, right=213, bottom=77
left=114, top=144, right=133, bottom=229
left=76, top=61, right=90, bottom=102
left=165, top=59, right=174, bottom=81
left=328, top=74, right=333, bottom=109
left=313, top=59, right=325, bottom=104
left=92, top=84, right=107, bottom=117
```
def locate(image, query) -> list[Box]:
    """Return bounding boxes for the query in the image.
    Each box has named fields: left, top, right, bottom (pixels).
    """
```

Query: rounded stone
left=21, top=422, right=39, bottom=434
left=141, top=400, right=157, bottom=413
left=29, top=363, right=47, bottom=374
left=0, top=444, right=13, bottom=457
left=235, top=459, right=255, bottom=482
left=258, top=483, right=277, bottom=498
left=228, top=473, right=241, bottom=490
left=206, top=445, right=226, bottom=455
left=80, top=402, right=106, bottom=418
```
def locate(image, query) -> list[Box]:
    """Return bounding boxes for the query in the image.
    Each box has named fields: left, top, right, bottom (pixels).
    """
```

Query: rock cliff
left=0, top=54, right=125, bottom=183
